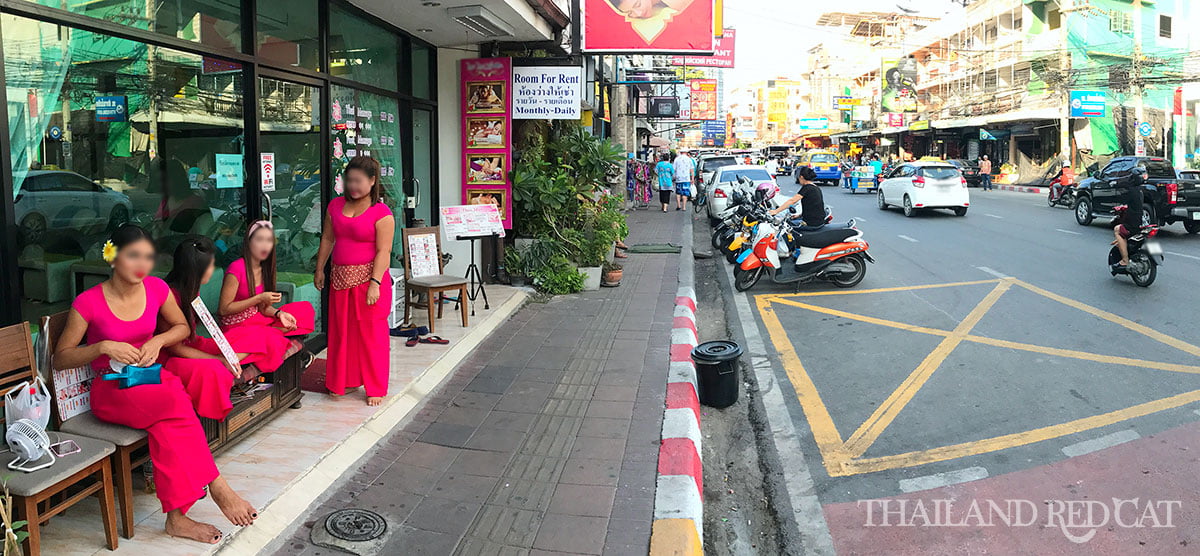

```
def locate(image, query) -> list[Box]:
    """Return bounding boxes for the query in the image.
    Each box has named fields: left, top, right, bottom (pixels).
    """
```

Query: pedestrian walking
left=655, top=153, right=675, bottom=213
left=673, top=149, right=695, bottom=211
left=979, top=155, right=993, bottom=190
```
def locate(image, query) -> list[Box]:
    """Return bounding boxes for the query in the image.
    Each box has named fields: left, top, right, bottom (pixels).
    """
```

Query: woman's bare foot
left=367, top=396, right=383, bottom=406
left=239, top=365, right=262, bottom=384
left=209, top=476, right=257, bottom=527
left=165, top=511, right=222, bottom=544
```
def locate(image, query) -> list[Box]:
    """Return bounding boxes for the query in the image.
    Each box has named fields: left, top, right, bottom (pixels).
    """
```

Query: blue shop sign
left=1069, top=90, right=1105, bottom=118
left=95, top=96, right=127, bottom=122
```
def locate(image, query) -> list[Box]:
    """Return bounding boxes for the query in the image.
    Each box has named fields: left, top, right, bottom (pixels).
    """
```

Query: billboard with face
left=582, top=0, right=717, bottom=53
left=881, top=57, right=919, bottom=114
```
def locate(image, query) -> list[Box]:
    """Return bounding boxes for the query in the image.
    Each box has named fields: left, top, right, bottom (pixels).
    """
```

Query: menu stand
left=457, top=233, right=497, bottom=315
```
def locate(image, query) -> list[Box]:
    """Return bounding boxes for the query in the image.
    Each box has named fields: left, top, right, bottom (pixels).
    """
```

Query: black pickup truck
left=1074, top=156, right=1200, bottom=233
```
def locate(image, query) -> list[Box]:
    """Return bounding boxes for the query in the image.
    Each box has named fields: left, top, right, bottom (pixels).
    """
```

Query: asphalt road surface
left=722, top=177, right=1200, bottom=553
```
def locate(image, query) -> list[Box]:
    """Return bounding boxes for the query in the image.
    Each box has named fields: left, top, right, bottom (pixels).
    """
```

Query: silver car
left=14, top=170, right=132, bottom=244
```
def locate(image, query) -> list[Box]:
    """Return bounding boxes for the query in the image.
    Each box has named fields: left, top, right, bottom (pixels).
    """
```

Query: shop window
left=1159, top=15, right=1172, bottom=39
left=21, top=0, right=242, bottom=51
left=257, top=0, right=321, bottom=71
left=260, top=77, right=323, bottom=331
left=412, top=43, right=434, bottom=100
left=330, top=85, right=406, bottom=266
left=4, top=14, right=246, bottom=321
left=329, top=4, right=400, bottom=91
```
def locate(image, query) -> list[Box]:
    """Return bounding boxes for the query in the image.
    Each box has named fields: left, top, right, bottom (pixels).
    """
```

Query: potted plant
left=1, top=480, right=28, bottom=556
left=602, top=262, right=623, bottom=287
left=503, top=246, right=527, bottom=287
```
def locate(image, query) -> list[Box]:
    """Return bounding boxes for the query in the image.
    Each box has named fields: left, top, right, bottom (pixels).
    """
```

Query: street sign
left=1069, top=90, right=1106, bottom=118
left=1138, top=122, right=1153, bottom=137
left=1136, top=138, right=1146, bottom=156
left=95, top=96, right=127, bottom=122
left=260, top=152, right=276, bottom=192
left=48, top=126, right=62, bottom=140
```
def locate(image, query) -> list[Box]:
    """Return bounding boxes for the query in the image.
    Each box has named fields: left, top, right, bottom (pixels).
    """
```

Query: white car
left=15, top=170, right=133, bottom=244
left=877, top=161, right=970, bottom=217
left=706, top=165, right=777, bottom=220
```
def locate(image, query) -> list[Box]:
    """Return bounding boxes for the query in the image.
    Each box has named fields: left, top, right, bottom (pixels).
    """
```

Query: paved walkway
left=279, top=208, right=686, bottom=555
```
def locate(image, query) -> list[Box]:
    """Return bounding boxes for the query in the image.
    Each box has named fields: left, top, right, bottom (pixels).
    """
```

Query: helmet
left=755, top=182, right=777, bottom=200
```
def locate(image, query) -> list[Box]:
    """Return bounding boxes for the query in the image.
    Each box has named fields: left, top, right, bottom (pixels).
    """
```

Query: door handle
left=412, top=177, right=421, bottom=207
left=262, top=192, right=273, bottom=220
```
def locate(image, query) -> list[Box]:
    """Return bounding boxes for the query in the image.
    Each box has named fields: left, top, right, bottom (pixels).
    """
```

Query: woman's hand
left=314, top=268, right=326, bottom=291
left=101, top=341, right=141, bottom=366
left=366, top=282, right=380, bottom=306
left=277, top=310, right=298, bottom=331
left=136, top=339, right=163, bottom=367
left=256, top=291, right=283, bottom=305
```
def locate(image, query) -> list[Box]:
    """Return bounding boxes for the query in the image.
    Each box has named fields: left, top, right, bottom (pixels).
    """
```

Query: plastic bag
left=5, top=377, right=51, bottom=430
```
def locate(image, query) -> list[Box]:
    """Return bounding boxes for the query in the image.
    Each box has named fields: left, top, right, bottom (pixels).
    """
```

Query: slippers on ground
left=405, top=336, right=420, bottom=347
left=418, top=335, right=449, bottom=345
left=390, top=325, right=429, bottom=337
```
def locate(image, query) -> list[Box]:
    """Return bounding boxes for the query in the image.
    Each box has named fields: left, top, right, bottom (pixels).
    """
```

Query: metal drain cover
left=325, top=509, right=387, bottom=542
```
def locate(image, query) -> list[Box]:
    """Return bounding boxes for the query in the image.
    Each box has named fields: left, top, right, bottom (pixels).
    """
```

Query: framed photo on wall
left=466, top=154, right=506, bottom=185
left=466, top=188, right=508, bottom=221
left=466, top=81, right=505, bottom=113
left=465, top=116, right=506, bottom=149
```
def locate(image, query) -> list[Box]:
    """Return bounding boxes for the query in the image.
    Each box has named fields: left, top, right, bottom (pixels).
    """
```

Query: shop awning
left=984, top=107, right=1061, bottom=125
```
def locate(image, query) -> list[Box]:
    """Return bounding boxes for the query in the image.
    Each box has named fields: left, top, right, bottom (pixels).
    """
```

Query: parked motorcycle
left=733, top=215, right=873, bottom=291
left=1108, top=204, right=1163, bottom=287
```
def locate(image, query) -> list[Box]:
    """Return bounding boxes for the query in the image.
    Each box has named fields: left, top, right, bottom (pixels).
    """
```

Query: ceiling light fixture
left=447, top=5, right=514, bottom=38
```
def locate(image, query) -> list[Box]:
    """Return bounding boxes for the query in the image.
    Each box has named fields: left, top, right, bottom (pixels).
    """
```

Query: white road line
left=1060, top=429, right=1141, bottom=458
left=1055, top=228, right=1083, bottom=235
left=897, top=234, right=919, bottom=243
left=976, top=266, right=1010, bottom=279
left=985, top=213, right=1003, bottom=219
left=1167, top=251, right=1200, bottom=261
left=853, top=216, right=867, bottom=222
left=898, top=466, right=989, bottom=493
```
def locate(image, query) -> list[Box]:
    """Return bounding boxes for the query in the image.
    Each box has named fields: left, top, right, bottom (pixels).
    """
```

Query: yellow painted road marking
left=841, top=279, right=1012, bottom=459
left=755, top=277, right=1200, bottom=477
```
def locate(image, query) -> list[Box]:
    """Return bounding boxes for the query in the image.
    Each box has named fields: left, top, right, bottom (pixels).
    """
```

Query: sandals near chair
left=405, top=334, right=449, bottom=347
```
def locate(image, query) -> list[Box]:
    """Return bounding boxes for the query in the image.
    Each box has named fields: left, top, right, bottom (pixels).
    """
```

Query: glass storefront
left=0, top=1, right=438, bottom=330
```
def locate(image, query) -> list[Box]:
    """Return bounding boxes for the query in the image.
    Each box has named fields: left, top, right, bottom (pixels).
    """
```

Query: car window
left=65, top=175, right=99, bottom=192
left=700, top=157, right=737, bottom=171
left=1143, top=159, right=1175, bottom=179
left=920, top=166, right=961, bottom=179
left=22, top=176, right=46, bottom=192
left=810, top=154, right=837, bottom=164
left=1103, top=159, right=1133, bottom=177
left=718, top=169, right=772, bottom=182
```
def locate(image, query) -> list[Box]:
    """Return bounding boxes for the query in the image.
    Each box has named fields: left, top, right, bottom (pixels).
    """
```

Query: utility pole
left=1059, top=0, right=1072, bottom=164
left=1132, top=0, right=1145, bottom=155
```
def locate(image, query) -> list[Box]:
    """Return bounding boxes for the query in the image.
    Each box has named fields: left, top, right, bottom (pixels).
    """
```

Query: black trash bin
left=691, top=340, right=744, bottom=409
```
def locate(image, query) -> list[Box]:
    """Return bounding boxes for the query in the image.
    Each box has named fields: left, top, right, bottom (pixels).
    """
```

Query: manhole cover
left=324, top=509, right=386, bottom=542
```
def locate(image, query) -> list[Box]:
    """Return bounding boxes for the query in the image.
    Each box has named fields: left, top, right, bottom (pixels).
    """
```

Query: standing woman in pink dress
left=315, top=156, right=395, bottom=406
left=53, top=225, right=256, bottom=544
left=218, top=220, right=315, bottom=381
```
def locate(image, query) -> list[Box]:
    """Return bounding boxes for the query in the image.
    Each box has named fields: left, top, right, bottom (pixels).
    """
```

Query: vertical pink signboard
left=461, top=57, right=513, bottom=229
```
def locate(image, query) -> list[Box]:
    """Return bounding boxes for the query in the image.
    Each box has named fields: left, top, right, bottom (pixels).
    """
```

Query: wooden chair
left=44, top=312, right=150, bottom=540
left=0, top=322, right=117, bottom=556
left=401, top=226, right=468, bottom=334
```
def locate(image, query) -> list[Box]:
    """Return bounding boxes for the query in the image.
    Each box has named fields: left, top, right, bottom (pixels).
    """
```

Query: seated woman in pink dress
left=315, top=156, right=395, bottom=406
left=54, top=224, right=256, bottom=544
left=163, top=237, right=270, bottom=420
left=218, top=221, right=315, bottom=380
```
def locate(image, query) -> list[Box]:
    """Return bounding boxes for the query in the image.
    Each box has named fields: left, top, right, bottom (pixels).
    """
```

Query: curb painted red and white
left=650, top=282, right=705, bottom=555
left=995, top=184, right=1043, bottom=194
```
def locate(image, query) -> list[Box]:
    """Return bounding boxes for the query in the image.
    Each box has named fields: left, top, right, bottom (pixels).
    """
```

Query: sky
left=722, top=0, right=960, bottom=90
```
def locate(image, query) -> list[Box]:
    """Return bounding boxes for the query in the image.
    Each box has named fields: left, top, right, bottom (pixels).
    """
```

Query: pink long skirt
left=162, top=337, right=237, bottom=420
left=325, top=279, right=391, bottom=397
left=222, top=301, right=315, bottom=373
left=90, top=374, right=218, bottom=514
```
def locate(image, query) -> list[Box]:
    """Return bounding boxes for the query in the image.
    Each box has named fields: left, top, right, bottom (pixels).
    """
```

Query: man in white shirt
left=765, top=158, right=779, bottom=177
left=672, top=150, right=696, bottom=211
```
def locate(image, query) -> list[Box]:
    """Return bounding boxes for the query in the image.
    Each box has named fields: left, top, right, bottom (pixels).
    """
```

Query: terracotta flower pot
left=602, top=269, right=623, bottom=286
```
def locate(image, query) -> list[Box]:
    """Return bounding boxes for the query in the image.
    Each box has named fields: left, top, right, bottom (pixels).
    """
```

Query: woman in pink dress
left=218, top=220, right=315, bottom=380
left=315, top=156, right=395, bottom=406
left=53, top=225, right=256, bottom=544
left=162, top=237, right=247, bottom=420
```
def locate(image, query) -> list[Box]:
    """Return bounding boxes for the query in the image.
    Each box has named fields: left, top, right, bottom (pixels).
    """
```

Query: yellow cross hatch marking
left=757, top=278, right=1200, bottom=477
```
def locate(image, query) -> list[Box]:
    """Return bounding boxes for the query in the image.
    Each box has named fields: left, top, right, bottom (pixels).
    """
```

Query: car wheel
left=1185, top=220, right=1200, bottom=234
left=1142, top=204, right=1155, bottom=228
left=1074, top=195, right=1094, bottom=226
left=20, top=213, right=46, bottom=245
left=903, top=195, right=915, bottom=217
left=953, top=207, right=968, bottom=217
left=877, top=189, right=888, bottom=210
left=108, top=205, right=130, bottom=231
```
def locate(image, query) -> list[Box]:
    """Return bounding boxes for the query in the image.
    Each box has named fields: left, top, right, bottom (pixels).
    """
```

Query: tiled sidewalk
left=280, top=208, right=686, bottom=555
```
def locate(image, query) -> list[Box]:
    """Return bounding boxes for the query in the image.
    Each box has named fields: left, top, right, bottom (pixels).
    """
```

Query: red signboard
left=670, top=29, right=735, bottom=68
left=581, top=0, right=716, bottom=53
left=689, top=79, right=718, bottom=121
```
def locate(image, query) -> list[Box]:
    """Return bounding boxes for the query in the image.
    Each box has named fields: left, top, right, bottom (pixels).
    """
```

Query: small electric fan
left=7, top=418, right=55, bottom=472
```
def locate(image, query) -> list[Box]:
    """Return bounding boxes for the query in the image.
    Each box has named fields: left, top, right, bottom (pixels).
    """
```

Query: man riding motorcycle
left=769, top=167, right=826, bottom=231
left=1111, top=165, right=1148, bottom=272
left=1048, top=157, right=1074, bottom=204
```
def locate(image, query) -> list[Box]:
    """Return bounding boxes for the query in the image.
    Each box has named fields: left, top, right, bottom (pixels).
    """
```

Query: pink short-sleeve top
left=71, top=276, right=170, bottom=371
left=225, top=258, right=261, bottom=301
left=328, top=196, right=392, bottom=266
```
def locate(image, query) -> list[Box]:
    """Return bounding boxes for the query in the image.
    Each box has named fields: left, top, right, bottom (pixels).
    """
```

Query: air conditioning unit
left=649, top=97, right=680, bottom=118
left=448, top=6, right=515, bottom=38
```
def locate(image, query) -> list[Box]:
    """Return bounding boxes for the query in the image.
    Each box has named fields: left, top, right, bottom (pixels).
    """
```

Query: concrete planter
left=579, top=266, right=603, bottom=291
left=604, top=242, right=616, bottom=264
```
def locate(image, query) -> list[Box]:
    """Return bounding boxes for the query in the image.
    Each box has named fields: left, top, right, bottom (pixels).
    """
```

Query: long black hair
left=110, top=223, right=155, bottom=253
left=166, top=236, right=216, bottom=335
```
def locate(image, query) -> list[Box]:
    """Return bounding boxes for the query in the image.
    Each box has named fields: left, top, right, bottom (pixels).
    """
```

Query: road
left=718, top=177, right=1200, bottom=553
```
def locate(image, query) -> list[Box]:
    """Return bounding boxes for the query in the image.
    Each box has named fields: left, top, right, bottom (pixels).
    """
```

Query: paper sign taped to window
left=191, top=297, right=242, bottom=377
